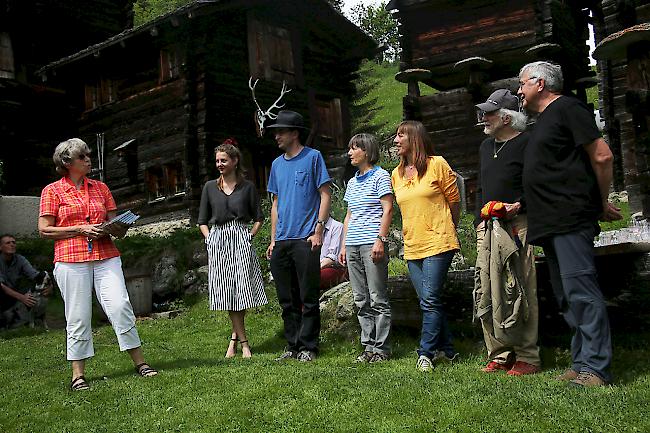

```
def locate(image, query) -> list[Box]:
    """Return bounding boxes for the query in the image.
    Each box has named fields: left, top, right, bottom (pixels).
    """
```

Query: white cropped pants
left=54, top=256, right=141, bottom=361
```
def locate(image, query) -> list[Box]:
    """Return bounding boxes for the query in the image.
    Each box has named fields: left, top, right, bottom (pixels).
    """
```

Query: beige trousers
left=476, top=214, right=540, bottom=366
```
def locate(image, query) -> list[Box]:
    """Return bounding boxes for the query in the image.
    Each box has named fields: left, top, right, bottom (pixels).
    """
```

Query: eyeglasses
left=518, top=76, right=539, bottom=88
left=77, top=153, right=91, bottom=160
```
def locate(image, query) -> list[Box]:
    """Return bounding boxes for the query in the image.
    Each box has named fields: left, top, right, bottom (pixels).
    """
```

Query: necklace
left=493, top=139, right=509, bottom=158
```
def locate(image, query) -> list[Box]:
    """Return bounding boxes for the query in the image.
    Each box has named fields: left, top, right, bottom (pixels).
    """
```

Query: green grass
left=2, top=292, right=649, bottom=433
left=356, top=61, right=436, bottom=140
left=600, top=201, right=631, bottom=232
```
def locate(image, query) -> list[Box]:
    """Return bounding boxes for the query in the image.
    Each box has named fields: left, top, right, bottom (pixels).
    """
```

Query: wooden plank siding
left=593, top=0, right=650, bottom=213
left=31, top=0, right=375, bottom=220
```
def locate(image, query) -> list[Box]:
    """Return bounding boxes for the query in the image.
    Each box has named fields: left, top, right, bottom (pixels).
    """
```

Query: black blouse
left=197, top=179, right=264, bottom=226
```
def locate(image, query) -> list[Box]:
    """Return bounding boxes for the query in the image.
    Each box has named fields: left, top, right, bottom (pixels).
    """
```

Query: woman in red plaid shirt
left=38, top=138, right=157, bottom=391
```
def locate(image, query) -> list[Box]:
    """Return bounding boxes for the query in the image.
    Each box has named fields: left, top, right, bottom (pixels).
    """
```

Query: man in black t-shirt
left=474, top=89, right=540, bottom=376
left=518, top=61, right=622, bottom=387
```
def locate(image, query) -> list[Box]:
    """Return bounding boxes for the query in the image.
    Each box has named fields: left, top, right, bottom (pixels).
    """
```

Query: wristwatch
left=316, top=220, right=326, bottom=227
left=377, top=235, right=388, bottom=243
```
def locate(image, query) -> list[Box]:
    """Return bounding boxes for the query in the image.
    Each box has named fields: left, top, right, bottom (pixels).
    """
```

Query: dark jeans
left=541, top=226, right=612, bottom=382
left=407, top=250, right=455, bottom=359
left=270, top=239, right=321, bottom=353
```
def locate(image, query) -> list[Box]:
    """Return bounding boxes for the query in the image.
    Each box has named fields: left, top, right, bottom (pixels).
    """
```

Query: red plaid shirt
left=40, top=177, right=120, bottom=263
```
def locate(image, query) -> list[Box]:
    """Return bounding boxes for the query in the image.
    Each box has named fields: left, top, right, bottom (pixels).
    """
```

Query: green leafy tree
left=327, top=0, right=344, bottom=12
left=350, top=1, right=399, bottom=62
left=133, top=0, right=193, bottom=26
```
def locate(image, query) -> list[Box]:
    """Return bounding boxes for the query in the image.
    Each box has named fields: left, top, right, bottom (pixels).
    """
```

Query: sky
left=341, top=0, right=383, bottom=17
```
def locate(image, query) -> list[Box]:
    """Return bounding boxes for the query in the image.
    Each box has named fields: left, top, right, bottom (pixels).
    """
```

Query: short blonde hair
left=53, top=138, right=91, bottom=175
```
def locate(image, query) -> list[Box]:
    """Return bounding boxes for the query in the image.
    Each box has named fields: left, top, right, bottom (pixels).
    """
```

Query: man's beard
left=483, top=119, right=503, bottom=137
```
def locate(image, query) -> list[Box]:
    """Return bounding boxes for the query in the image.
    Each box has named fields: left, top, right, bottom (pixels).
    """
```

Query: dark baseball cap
left=475, top=89, right=519, bottom=112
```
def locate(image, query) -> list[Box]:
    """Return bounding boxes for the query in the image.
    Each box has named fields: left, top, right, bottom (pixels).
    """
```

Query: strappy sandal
left=70, top=376, right=90, bottom=391
left=135, top=363, right=158, bottom=377
left=240, top=340, right=252, bottom=359
left=225, top=337, right=238, bottom=358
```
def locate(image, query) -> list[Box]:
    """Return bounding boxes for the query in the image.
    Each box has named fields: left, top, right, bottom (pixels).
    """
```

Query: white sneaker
left=416, top=355, right=434, bottom=372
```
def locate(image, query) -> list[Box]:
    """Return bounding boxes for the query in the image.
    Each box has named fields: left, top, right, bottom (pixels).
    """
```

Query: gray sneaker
left=432, top=350, right=459, bottom=365
left=416, top=355, right=434, bottom=372
left=355, top=351, right=374, bottom=363
left=297, top=350, right=317, bottom=362
left=274, top=350, right=298, bottom=361
left=369, top=352, right=390, bottom=363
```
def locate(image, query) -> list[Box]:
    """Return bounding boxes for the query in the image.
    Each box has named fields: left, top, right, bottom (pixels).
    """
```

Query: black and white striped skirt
left=205, top=220, right=267, bottom=311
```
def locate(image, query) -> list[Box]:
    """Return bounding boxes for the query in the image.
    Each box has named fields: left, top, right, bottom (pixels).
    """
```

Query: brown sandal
left=70, top=376, right=90, bottom=391
left=135, top=363, right=158, bottom=377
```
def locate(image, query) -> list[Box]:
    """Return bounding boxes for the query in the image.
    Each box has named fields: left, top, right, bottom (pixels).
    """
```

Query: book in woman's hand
left=99, top=210, right=140, bottom=238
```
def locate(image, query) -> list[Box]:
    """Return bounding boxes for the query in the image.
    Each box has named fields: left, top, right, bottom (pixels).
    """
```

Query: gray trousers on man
left=541, top=226, right=612, bottom=383
left=346, top=244, right=391, bottom=354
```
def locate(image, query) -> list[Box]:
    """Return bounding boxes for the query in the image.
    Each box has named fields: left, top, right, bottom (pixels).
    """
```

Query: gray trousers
left=541, top=226, right=612, bottom=382
left=346, top=244, right=391, bottom=354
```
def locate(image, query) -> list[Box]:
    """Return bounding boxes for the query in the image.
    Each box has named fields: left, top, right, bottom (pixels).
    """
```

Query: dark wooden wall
left=34, top=0, right=373, bottom=220
left=594, top=0, right=650, bottom=214
left=0, top=0, right=135, bottom=196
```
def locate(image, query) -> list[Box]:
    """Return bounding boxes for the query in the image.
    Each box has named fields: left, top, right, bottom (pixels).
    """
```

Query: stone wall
left=0, top=196, right=40, bottom=237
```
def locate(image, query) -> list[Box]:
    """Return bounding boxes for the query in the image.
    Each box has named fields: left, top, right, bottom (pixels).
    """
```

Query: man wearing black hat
left=265, top=110, right=332, bottom=362
left=518, top=61, right=621, bottom=387
left=473, top=89, right=541, bottom=376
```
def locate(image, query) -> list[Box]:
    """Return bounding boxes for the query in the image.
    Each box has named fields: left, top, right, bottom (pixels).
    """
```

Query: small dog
left=27, top=271, right=50, bottom=330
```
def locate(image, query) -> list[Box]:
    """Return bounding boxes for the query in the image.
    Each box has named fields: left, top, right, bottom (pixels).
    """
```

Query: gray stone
left=152, top=252, right=179, bottom=296
left=183, top=265, right=209, bottom=295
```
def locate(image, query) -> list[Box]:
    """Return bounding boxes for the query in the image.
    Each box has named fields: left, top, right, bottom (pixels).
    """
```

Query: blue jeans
left=407, top=250, right=455, bottom=359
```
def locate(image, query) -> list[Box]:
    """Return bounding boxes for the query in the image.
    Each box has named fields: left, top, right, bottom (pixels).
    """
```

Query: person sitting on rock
left=319, top=217, right=348, bottom=291
left=0, top=234, right=52, bottom=329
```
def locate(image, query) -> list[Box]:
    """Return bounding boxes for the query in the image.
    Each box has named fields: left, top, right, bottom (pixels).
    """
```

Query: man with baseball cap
left=265, top=110, right=332, bottom=362
left=473, top=89, right=541, bottom=376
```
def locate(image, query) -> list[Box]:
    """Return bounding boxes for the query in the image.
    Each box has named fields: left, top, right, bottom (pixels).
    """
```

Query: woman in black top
left=198, top=140, right=267, bottom=358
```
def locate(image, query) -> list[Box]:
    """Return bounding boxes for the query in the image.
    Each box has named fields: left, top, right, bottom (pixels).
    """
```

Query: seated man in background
left=319, top=217, right=348, bottom=290
left=0, top=234, right=52, bottom=328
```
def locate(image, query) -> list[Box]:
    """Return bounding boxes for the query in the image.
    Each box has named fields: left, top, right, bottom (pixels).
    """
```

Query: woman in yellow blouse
left=391, top=120, right=461, bottom=372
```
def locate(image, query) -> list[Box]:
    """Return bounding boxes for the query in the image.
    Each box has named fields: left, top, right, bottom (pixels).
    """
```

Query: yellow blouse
left=391, top=156, right=460, bottom=260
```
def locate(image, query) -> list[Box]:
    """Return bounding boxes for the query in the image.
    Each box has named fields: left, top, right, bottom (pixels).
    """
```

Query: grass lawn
left=2, top=291, right=649, bottom=433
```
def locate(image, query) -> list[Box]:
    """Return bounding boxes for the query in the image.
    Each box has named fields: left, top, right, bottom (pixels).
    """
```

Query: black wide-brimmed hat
left=266, top=110, right=309, bottom=130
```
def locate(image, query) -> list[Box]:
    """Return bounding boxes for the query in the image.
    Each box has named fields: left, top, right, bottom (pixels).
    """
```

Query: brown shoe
left=507, top=361, right=541, bottom=376
left=555, top=368, right=579, bottom=381
left=570, top=371, right=608, bottom=387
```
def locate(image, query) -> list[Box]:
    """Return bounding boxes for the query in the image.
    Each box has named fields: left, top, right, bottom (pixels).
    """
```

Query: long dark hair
left=214, top=141, right=246, bottom=189
left=396, top=120, right=434, bottom=179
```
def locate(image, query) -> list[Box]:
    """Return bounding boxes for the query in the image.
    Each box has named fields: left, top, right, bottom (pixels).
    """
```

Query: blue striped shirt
left=343, top=166, right=393, bottom=246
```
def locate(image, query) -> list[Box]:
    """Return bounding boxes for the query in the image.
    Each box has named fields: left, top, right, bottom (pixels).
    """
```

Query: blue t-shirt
left=343, top=166, right=393, bottom=246
left=267, top=147, right=331, bottom=241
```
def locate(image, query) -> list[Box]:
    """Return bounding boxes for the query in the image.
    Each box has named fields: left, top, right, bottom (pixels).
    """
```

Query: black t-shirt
left=474, top=131, right=529, bottom=225
left=197, top=179, right=264, bottom=226
left=523, top=96, right=602, bottom=244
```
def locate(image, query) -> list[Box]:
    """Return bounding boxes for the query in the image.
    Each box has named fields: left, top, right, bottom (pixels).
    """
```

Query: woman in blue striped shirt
left=339, top=133, right=394, bottom=363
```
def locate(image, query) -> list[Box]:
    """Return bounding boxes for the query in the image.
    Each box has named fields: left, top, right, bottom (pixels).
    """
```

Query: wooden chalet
left=386, top=0, right=597, bottom=210
left=35, top=0, right=376, bottom=222
left=592, top=1, right=650, bottom=216
left=0, top=0, right=135, bottom=195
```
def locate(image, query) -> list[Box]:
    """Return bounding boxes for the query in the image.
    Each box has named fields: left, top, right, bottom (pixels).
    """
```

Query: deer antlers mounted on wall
left=249, top=77, right=292, bottom=137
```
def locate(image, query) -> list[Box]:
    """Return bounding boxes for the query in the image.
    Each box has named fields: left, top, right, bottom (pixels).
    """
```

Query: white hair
left=519, top=61, right=564, bottom=93
left=498, top=108, right=528, bottom=132
left=53, top=138, right=91, bottom=175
